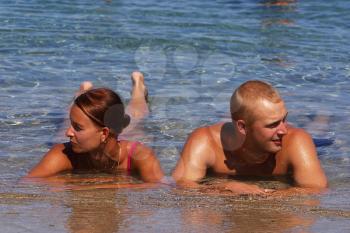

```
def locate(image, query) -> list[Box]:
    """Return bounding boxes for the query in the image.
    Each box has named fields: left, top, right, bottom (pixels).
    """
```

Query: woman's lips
left=70, top=141, right=78, bottom=147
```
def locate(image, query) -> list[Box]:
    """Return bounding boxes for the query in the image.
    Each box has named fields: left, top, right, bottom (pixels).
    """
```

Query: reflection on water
left=260, top=0, right=298, bottom=28
left=180, top=203, right=314, bottom=233
left=258, top=0, right=299, bottom=71
left=66, top=190, right=126, bottom=233
left=1, top=174, right=350, bottom=233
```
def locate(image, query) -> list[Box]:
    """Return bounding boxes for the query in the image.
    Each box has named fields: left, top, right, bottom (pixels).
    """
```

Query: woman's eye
left=72, top=123, right=82, bottom=131
left=74, top=126, right=82, bottom=131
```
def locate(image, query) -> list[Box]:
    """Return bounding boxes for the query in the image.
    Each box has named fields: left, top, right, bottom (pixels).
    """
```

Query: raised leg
left=76, top=81, right=93, bottom=97
left=125, top=71, right=149, bottom=119
left=121, top=71, right=150, bottom=139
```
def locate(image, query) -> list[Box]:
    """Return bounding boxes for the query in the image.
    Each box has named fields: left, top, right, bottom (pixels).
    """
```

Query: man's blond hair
left=230, top=80, right=282, bottom=124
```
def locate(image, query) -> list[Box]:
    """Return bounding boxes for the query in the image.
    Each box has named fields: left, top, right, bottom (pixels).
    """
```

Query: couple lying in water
left=26, top=71, right=328, bottom=195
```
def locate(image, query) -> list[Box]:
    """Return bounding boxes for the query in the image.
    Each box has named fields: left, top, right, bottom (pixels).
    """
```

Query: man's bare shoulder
left=280, top=126, right=317, bottom=162
left=281, top=126, right=327, bottom=188
left=172, top=123, right=225, bottom=181
left=187, top=122, right=224, bottom=143
left=284, top=126, right=313, bottom=144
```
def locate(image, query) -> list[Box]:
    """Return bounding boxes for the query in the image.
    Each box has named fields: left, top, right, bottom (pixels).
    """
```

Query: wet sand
left=1, top=169, right=349, bottom=233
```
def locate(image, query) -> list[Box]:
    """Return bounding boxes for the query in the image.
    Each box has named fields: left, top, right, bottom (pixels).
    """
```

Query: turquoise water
left=1, top=0, right=350, bottom=232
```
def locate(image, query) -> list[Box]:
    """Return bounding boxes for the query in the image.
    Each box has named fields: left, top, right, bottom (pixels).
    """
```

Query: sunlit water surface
left=1, top=0, right=350, bottom=232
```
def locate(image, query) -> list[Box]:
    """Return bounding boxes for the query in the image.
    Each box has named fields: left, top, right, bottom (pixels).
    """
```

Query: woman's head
left=66, top=88, right=130, bottom=153
left=74, top=88, right=130, bottom=135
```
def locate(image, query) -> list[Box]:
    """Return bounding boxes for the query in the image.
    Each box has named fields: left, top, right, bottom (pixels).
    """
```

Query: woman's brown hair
left=74, top=88, right=130, bottom=137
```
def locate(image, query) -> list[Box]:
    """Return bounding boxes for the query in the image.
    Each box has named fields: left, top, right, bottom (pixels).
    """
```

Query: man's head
left=230, top=80, right=282, bottom=125
left=230, top=80, right=288, bottom=154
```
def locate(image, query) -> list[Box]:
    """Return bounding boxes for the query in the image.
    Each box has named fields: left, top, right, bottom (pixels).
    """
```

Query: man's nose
left=277, top=122, right=288, bottom=135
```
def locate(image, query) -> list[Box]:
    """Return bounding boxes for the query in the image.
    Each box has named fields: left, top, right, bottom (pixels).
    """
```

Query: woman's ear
left=123, top=114, right=131, bottom=129
left=100, top=127, right=110, bottom=143
left=236, top=119, right=246, bottom=135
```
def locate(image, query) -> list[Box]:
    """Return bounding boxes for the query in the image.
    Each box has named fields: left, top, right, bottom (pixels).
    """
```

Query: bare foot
left=75, top=81, right=93, bottom=97
left=131, top=71, right=148, bottom=103
left=125, top=71, right=149, bottom=120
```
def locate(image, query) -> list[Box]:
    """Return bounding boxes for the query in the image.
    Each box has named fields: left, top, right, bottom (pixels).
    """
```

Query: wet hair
left=74, top=88, right=130, bottom=137
left=230, top=80, right=282, bottom=124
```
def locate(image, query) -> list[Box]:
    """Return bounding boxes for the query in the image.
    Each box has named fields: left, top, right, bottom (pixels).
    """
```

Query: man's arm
left=284, top=128, right=328, bottom=189
left=172, top=127, right=271, bottom=195
left=172, top=127, right=215, bottom=185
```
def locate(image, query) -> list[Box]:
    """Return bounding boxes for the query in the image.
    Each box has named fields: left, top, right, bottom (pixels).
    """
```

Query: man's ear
left=100, top=127, right=110, bottom=143
left=236, top=119, right=246, bottom=135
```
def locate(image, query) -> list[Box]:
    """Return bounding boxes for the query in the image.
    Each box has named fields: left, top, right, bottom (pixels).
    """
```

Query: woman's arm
left=25, top=144, right=73, bottom=178
left=132, top=144, right=164, bottom=183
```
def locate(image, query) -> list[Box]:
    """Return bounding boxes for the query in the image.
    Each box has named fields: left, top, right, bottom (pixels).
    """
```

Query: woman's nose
left=65, top=125, right=74, bottom=137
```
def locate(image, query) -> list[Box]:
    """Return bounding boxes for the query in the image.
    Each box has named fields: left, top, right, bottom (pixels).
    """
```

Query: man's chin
left=265, top=142, right=282, bottom=154
left=269, top=145, right=282, bottom=154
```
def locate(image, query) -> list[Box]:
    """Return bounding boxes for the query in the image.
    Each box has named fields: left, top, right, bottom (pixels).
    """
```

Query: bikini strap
left=127, top=141, right=140, bottom=172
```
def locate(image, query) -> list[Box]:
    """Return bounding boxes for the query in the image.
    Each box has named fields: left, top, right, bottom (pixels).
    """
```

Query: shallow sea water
left=1, top=0, right=350, bottom=232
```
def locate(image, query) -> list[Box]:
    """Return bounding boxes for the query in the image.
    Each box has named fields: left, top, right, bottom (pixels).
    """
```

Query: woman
left=26, top=71, right=164, bottom=183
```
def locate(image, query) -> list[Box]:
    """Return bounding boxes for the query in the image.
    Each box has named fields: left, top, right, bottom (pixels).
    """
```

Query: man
left=172, top=80, right=327, bottom=195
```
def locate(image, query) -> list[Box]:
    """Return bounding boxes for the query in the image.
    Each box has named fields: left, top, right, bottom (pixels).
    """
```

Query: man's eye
left=267, top=122, right=279, bottom=128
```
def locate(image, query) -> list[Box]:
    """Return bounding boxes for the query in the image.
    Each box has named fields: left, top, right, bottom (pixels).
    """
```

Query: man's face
left=245, top=99, right=288, bottom=154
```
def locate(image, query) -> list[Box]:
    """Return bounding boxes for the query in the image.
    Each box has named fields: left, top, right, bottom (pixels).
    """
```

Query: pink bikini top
left=126, top=141, right=140, bottom=172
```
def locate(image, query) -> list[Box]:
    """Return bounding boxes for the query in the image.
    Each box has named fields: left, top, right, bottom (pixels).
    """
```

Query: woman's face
left=65, top=104, right=104, bottom=153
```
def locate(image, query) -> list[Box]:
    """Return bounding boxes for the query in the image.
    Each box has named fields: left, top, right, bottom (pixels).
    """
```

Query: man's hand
left=214, top=181, right=275, bottom=195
